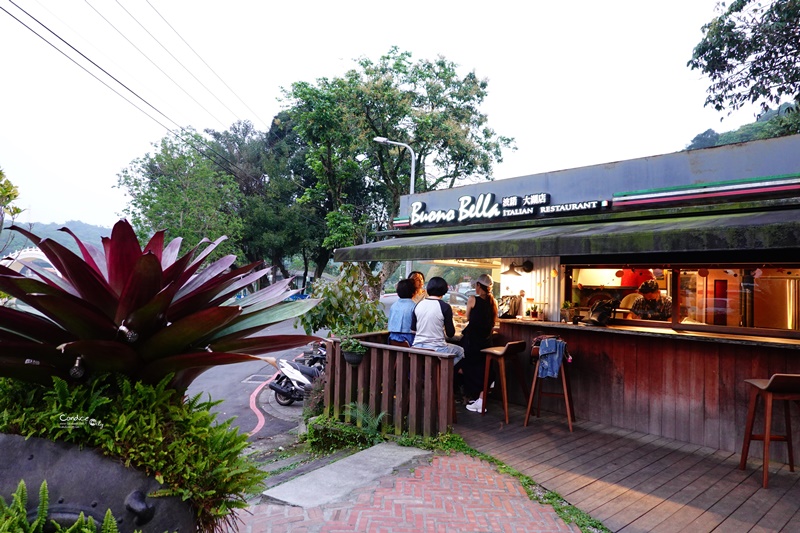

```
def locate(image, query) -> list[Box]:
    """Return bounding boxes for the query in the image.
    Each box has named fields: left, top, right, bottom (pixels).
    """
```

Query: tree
left=0, top=167, right=23, bottom=255
left=284, top=48, right=514, bottom=297
left=688, top=0, right=800, bottom=113
left=686, top=128, right=720, bottom=150
left=116, top=130, right=244, bottom=257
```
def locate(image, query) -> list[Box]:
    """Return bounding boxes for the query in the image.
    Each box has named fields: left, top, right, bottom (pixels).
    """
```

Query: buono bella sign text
left=409, top=193, right=606, bottom=226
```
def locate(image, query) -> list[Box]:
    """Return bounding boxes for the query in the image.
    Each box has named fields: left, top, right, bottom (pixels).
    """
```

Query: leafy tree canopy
left=0, top=167, right=23, bottom=255
left=116, top=129, right=244, bottom=258
left=685, top=102, right=800, bottom=149
left=283, top=48, right=514, bottom=297
left=688, top=0, right=800, bottom=113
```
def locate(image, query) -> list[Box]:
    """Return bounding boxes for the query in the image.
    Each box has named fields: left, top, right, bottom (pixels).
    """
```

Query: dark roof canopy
left=334, top=210, right=800, bottom=263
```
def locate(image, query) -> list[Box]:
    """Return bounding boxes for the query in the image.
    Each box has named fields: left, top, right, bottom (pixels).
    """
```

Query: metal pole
left=373, top=137, right=416, bottom=276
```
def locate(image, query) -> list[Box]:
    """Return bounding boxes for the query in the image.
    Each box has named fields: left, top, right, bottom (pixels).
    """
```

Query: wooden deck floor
left=454, top=401, right=800, bottom=532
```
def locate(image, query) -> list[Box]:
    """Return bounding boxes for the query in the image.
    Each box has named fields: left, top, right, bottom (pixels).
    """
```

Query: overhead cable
left=84, top=0, right=228, bottom=129
left=114, top=0, right=246, bottom=127
left=145, top=0, right=272, bottom=131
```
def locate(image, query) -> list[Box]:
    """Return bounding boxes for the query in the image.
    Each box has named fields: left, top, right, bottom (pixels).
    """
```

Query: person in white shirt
left=411, top=276, right=464, bottom=364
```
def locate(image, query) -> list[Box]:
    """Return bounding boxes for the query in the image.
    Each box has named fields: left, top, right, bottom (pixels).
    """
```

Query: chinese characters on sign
left=408, top=192, right=609, bottom=226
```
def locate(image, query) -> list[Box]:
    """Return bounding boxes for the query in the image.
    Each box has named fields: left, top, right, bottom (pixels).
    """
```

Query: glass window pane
left=678, top=267, right=799, bottom=331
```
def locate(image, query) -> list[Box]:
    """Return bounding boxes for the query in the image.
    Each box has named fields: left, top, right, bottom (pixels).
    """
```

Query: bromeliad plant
left=0, top=219, right=321, bottom=391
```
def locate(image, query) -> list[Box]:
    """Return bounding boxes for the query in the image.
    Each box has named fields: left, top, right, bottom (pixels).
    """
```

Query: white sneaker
left=466, top=398, right=485, bottom=413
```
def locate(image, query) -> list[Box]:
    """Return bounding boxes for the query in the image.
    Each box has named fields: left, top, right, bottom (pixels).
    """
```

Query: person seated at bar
left=387, top=278, right=416, bottom=346
left=409, top=270, right=428, bottom=303
left=412, top=276, right=465, bottom=363
left=627, top=279, right=672, bottom=320
left=459, top=274, right=498, bottom=413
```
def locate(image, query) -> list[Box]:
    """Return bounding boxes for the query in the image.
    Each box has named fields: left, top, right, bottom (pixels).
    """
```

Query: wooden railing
left=322, top=332, right=455, bottom=437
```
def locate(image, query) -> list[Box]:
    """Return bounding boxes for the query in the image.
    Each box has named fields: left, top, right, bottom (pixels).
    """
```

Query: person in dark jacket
left=459, top=274, right=498, bottom=413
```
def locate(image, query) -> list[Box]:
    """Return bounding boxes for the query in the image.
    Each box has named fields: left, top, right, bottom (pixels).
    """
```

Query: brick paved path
left=235, top=453, right=578, bottom=532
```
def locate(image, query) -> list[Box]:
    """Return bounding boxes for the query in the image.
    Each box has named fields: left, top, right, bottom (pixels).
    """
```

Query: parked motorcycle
left=268, top=343, right=326, bottom=406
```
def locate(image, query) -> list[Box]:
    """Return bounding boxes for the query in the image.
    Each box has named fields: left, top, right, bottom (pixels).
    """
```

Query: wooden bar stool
left=739, top=373, right=800, bottom=488
left=524, top=339, right=575, bottom=431
left=479, top=341, right=529, bottom=423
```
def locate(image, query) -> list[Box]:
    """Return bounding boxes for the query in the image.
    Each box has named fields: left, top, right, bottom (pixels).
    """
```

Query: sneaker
left=466, top=398, right=484, bottom=413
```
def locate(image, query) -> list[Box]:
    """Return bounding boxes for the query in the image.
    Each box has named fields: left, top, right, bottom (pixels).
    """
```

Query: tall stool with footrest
left=739, top=373, right=800, bottom=488
left=525, top=336, right=575, bottom=432
left=478, top=341, right=529, bottom=423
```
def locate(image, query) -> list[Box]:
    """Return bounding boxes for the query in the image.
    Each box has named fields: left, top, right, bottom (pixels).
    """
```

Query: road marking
left=242, top=374, right=270, bottom=384
left=248, top=373, right=277, bottom=437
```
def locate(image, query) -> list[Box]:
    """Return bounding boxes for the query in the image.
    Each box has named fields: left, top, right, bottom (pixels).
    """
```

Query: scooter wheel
left=274, top=391, right=295, bottom=406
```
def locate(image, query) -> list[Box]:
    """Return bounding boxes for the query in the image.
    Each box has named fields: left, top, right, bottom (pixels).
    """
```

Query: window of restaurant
left=568, top=265, right=800, bottom=337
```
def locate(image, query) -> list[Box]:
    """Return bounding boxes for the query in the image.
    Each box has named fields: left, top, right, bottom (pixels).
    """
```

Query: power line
left=114, top=0, right=246, bottom=128
left=2, top=1, right=326, bottom=229
left=84, top=0, right=228, bottom=129
left=145, top=0, right=272, bottom=131
left=3, top=1, right=179, bottom=134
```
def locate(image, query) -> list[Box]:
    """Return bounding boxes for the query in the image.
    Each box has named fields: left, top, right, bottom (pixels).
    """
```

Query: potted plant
left=296, top=262, right=387, bottom=368
left=561, top=301, right=575, bottom=322
left=339, top=332, right=367, bottom=366
left=528, top=305, right=539, bottom=319
left=0, top=220, right=321, bottom=532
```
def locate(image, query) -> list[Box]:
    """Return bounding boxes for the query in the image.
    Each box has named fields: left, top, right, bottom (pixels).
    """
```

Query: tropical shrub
left=0, top=220, right=320, bottom=391
left=0, top=220, right=322, bottom=532
left=0, top=375, right=263, bottom=532
left=296, top=262, right=386, bottom=337
left=1, top=479, right=130, bottom=533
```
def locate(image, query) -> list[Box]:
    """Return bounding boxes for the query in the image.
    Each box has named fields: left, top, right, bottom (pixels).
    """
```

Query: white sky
left=0, top=0, right=762, bottom=227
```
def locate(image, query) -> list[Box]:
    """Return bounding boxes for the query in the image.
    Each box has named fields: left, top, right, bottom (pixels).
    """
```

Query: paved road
left=186, top=319, right=325, bottom=450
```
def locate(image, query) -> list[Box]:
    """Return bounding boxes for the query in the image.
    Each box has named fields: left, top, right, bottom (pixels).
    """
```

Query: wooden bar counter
left=497, top=319, right=800, bottom=462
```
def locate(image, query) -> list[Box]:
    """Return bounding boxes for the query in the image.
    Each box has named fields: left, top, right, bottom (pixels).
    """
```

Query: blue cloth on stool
left=538, top=337, right=566, bottom=378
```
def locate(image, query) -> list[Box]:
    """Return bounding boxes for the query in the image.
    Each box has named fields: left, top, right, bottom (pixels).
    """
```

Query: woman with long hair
left=458, top=274, right=498, bottom=413
left=408, top=270, right=427, bottom=303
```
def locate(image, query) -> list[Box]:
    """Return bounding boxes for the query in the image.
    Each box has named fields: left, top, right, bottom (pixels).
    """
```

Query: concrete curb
left=260, top=442, right=432, bottom=508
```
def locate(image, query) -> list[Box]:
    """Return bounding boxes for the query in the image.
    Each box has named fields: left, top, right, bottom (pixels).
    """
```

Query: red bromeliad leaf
left=209, top=335, right=322, bottom=355
left=143, top=230, right=166, bottom=262
left=211, top=299, right=321, bottom=340
left=35, top=238, right=117, bottom=317
left=0, top=342, right=67, bottom=366
left=0, top=356, right=69, bottom=386
left=160, top=236, right=183, bottom=269
left=174, top=255, right=238, bottom=299
left=0, top=306, right=72, bottom=345
left=115, top=253, right=164, bottom=325
left=172, top=267, right=268, bottom=319
left=0, top=272, right=64, bottom=299
left=23, top=294, right=118, bottom=339
left=235, top=277, right=295, bottom=306
left=104, top=220, right=144, bottom=295
left=1, top=220, right=322, bottom=391
left=205, top=268, right=269, bottom=308
left=138, top=306, right=242, bottom=360
left=58, top=340, right=140, bottom=373
left=121, top=284, right=180, bottom=341
left=59, top=226, right=105, bottom=276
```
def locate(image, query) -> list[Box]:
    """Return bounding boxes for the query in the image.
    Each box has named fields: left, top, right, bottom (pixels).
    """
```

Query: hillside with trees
left=2, top=220, right=110, bottom=257
left=686, top=0, right=800, bottom=150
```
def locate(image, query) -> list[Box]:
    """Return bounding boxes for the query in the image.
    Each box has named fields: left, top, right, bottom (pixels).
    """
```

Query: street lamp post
left=374, top=136, right=416, bottom=276
left=373, top=137, right=415, bottom=194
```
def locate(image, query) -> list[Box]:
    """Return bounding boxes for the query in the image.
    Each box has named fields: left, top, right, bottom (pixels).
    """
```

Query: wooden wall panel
left=648, top=337, right=664, bottom=437
left=703, top=345, right=720, bottom=450
left=497, top=322, right=800, bottom=463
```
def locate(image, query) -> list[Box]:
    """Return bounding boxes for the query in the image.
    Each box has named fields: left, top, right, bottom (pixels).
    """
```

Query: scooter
left=268, top=344, right=326, bottom=406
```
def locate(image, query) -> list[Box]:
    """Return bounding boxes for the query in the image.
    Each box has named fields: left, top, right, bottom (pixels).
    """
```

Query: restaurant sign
left=404, top=192, right=609, bottom=227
